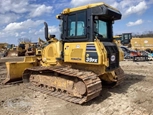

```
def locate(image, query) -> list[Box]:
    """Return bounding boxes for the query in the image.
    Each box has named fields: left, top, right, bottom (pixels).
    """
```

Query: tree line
left=132, top=31, right=153, bottom=38
left=18, top=38, right=32, bottom=43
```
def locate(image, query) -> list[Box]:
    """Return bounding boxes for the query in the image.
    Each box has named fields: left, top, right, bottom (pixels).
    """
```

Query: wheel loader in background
left=2, top=2, right=124, bottom=104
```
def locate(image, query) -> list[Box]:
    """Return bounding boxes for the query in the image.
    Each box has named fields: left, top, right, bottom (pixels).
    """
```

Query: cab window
left=95, top=20, right=108, bottom=38
left=68, top=11, right=86, bottom=37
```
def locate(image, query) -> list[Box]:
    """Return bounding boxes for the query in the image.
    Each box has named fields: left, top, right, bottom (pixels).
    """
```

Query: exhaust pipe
left=44, top=22, right=49, bottom=41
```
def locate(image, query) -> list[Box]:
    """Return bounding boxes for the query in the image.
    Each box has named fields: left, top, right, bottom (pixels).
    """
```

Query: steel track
left=23, top=66, right=102, bottom=104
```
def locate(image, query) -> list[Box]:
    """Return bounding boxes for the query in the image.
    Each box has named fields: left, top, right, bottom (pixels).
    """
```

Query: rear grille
left=103, top=42, right=119, bottom=71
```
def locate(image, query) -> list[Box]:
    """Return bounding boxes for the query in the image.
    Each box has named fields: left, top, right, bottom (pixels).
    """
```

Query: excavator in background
left=2, top=2, right=124, bottom=104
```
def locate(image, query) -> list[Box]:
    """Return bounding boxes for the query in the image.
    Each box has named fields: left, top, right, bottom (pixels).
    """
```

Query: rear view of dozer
left=3, top=2, right=124, bottom=104
left=4, top=44, right=18, bottom=57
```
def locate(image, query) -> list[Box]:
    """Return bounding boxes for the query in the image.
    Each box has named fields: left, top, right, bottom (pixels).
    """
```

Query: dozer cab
left=2, top=2, right=124, bottom=104
left=113, top=33, right=132, bottom=47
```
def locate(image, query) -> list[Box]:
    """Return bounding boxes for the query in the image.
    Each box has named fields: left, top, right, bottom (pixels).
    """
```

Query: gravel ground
left=0, top=57, right=153, bottom=115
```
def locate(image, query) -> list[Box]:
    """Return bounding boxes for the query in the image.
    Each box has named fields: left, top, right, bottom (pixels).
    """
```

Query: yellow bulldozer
left=35, top=38, right=48, bottom=56
left=0, top=43, right=8, bottom=50
left=113, top=33, right=132, bottom=47
left=0, top=43, right=8, bottom=57
left=18, top=42, right=35, bottom=56
left=3, top=42, right=29, bottom=57
left=2, top=2, right=124, bottom=104
left=3, top=44, right=18, bottom=57
left=8, top=42, right=37, bottom=57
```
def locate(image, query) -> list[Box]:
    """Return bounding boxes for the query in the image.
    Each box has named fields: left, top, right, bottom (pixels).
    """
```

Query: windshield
left=116, top=37, right=122, bottom=40
left=19, top=44, right=25, bottom=49
left=124, top=35, right=129, bottom=40
left=94, top=20, right=108, bottom=39
left=123, top=34, right=132, bottom=40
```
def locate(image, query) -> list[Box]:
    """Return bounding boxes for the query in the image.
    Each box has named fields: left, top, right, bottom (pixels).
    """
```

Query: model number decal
left=86, top=57, right=98, bottom=63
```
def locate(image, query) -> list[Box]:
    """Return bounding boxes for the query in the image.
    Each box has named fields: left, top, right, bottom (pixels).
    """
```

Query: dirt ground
left=0, top=58, right=153, bottom=115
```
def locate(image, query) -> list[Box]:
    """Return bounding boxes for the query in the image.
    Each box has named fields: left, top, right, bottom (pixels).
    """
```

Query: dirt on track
left=0, top=58, right=153, bottom=115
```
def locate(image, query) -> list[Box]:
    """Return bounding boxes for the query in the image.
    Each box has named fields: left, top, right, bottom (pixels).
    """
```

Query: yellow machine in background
left=4, top=44, right=18, bottom=57
left=35, top=38, right=48, bottom=56
left=114, top=33, right=153, bottom=53
left=131, top=37, right=153, bottom=52
left=113, top=36, right=124, bottom=61
left=118, top=46, right=124, bottom=61
left=0, top=43, right=8, bottom=57
left=4, top=42, right=29, bottom=57
left=113, top=33, right=132, bottom=47
left=3, top=2, right=124, bottom=104
left=16, top=42, right=37, bottom=56
left=0, top=43, right=8, bottom=50
left=113, top=35, right=122, bottom=46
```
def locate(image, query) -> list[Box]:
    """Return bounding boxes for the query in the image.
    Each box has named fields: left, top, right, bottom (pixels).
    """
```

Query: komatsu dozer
left=2, top=2, right=124, bottom=104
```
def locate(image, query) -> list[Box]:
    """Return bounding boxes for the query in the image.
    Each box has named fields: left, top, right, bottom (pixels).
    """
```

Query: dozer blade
left=2, top=56, right=37, bottom=84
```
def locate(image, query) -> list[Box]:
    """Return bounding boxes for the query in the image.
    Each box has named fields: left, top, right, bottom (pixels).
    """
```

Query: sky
left=0, top=0, right=153, bottom=45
